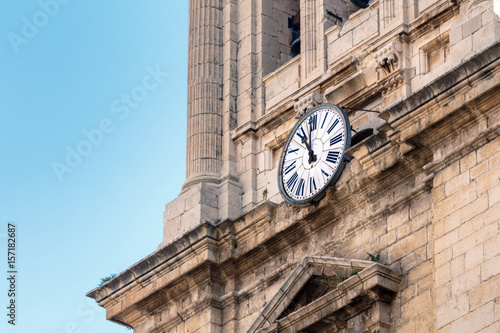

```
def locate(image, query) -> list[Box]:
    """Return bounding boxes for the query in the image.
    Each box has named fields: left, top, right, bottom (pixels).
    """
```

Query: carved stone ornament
left=294, top=92, right=324, bottom=118
left=374, top=41, right=403, bottom=76
left=380, top=72, right=405, bottom=95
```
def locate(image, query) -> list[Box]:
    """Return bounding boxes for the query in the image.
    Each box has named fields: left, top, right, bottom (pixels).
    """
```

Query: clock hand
left=307, top=119, right=317, bottom=164
left=301, top=125, right=314, bottom=161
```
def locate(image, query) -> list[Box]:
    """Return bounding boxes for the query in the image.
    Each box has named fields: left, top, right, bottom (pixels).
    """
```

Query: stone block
left=163, top=216, right=181, bottom=245
left=481, top=255, right=500, bottom=281
left=408, top=262, right=433, bottom=285
left=388, top=227, right=427, bottom=262
left=449, top=301, right=495, bottom=333
left=435, top=262, right=451, bottom=287
left=435, top=247, right=452, bottom=268
left=473, top=21, right=500, bottom=54
left=449, top=23, right=462, bottom=47
left=410, top=195, right=431, bottom=219
left=411, top=210, right=431, bottom=232
left=451, top=267, right=481, bottom=297
left=436, top=293, right=469, bottom=328
left=415, top=308, right=434, bottom=333
left=436, top=283, right=451, bottom=307
left=465, top=244, right=484, bottom=270
left=474, top=222, right=497, bottom=246
left=450, top=254, right=465, bottom=279
left=434, top=161, right=459, bottom=187
left=457, top=213, right=484, bottom=241
left=484, top=202, right=500, bottom=225
left=462, top=14, right=483, bottom=38
left=470, top=274, right=500, bottom=310
left=379, top=227, right=396, bottom=246
left=434, top=183, right=477, bottom=221
left=450, top=34, right=473, bottom=64
left=459, top=194, right=488, bottom=225
left=328, top=30, right=353, bottom=63
left=399, top=319, right=416, bottom=333
left=401, top=290, right=431, bottom=320
left=435, top=229, right=458, bottom=254
left=460, top=151, right=477, bottom=173
left=418, top=274, right=434, bottom=293
left=352, top=10, right=379, bottom=46
left=387, top=205, right=409, bottom=231
left=396, top=223, right=412, bottom=240
left=488, top=185, right=500, bottom=207
left=433, top=185, right=446, bottom=203
left=477, top=137, right=500, bottom=163
left=444, top=170, right=470, bottom=196
left=452, top=233, right=477, bottom=258
left=484, top=233, right=500, bottom=260
left=418, top=0, right=438, bottom=14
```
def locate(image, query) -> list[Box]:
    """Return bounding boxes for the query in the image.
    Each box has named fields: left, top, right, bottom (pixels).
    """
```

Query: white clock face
left=278, top=104, right=351, bottom=204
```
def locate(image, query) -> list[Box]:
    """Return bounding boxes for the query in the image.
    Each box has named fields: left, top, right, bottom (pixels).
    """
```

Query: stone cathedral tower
left=88, top=1, right=500, bottom=332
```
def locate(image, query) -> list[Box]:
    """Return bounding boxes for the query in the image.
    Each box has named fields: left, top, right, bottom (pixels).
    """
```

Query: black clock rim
left=277, top=103, right=352, bottom=205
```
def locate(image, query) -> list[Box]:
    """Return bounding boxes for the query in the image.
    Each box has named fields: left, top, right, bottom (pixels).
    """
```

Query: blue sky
left=0, top=1, right=188, bottom=332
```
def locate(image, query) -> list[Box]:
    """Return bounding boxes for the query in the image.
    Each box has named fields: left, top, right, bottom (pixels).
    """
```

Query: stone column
left=185, top=0, right=224, bottom=188
left=160, top=0, right=224, bottom=247
left=301, top=0, right=319, bottom=78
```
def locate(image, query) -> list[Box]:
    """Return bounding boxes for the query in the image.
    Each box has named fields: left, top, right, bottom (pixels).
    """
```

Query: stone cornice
left=379, top=42, right=500, bottom=125
left=407, top=0, right=457, bottom=42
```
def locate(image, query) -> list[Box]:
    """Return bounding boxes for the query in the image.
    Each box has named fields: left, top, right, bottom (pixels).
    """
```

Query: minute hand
left=305, top=122, right=317, bottom=164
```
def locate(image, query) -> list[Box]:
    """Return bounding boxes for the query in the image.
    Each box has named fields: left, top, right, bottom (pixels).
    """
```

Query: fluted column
left=301, top=0, right=318, bottom=78
left=184, top=0, right=224, bottom=188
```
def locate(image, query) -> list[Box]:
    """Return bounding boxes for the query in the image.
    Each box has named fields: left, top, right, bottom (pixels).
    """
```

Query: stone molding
left=247, top=256, right=402, bottom=333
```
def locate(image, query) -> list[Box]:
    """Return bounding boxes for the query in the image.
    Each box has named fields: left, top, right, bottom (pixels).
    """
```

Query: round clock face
left=278, top=104, right=351, bottom=204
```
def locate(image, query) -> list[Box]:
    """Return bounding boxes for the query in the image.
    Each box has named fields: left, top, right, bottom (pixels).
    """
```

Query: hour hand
left=301, top=135, right=311, bottom=151
left=308, top=150, right=317, bottom=164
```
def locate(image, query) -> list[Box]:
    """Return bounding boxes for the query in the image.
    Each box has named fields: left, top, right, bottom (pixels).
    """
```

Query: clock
left=278, top=103, right=351, bottom=204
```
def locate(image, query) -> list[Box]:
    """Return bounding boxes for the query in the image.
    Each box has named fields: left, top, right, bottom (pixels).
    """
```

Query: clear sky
left=0, top=1, right=188, bottom=332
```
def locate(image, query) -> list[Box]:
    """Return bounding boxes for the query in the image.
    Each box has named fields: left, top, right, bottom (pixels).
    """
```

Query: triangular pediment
left=247, top=256, right=402, bottom=333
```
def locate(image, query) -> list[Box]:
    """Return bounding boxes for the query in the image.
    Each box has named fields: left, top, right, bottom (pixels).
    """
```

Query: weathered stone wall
left=432, top=138, right=500, bottom=332
left=88, top=0, right=500, bottom=332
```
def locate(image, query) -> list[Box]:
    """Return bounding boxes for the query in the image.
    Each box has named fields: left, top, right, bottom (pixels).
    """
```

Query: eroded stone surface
left=87, top=1, right=500, bottom=332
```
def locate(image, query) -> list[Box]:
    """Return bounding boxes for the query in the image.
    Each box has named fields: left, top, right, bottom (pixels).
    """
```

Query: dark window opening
left=351, top=128, right=374, bottom=146
left=288, top=10, right=300, bottom=57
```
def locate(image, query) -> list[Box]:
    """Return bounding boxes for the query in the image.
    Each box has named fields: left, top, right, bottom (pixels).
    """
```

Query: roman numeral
left=297, top=127, right=307, bottom=141
left=330, top=133, right=343, bottom=146
left=321, top=113, right=328, bottom=129
left=309, top=114, right=318, bottom=132
left=287, top=172, right=299, bottom=190
left=284, top=161, right=296, bottom=175
left=288, top=148, right=299, bottom=155
left=309, top=177, right=317, bottom=193
left=327, top=119, right=339, bottom=134
left=321, top=169, right=330, bottom=179
left=326, top=151, right=340, bottom=164
left=295, top=178, right=305, bottom=197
